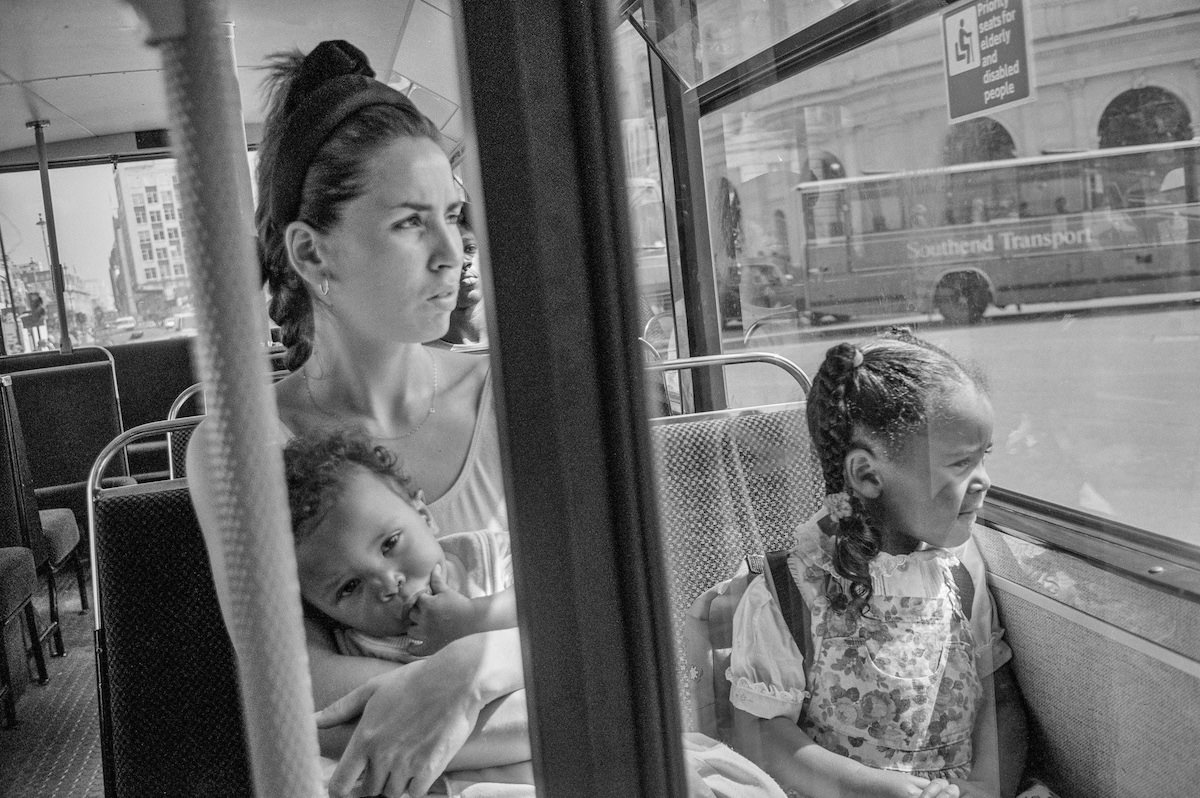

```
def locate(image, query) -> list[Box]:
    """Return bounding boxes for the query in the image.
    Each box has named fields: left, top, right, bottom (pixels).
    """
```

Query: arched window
left=1099, top=86, right=1193, bottom=148
left=944, top=117, right=1016, bottom=165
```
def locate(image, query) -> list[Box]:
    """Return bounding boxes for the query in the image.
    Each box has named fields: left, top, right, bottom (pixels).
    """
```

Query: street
left=719, top=297, right=1200, bottom=543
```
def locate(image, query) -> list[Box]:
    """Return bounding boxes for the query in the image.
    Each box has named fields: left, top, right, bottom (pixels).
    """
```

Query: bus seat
left=975, top=525, right=1200, bottom=797
left=649, top=402, right=823, bottom=731
left=0, top=546, right=49, bottom=727
left=0, top=375, right=89, bottom=656
left=107, top=338, right=198, bottom=480
left=166, top=383, right=206, bottom=480
left=90, top=474, right=251, bottom=796
left=2, top=359, right=130, bottom=536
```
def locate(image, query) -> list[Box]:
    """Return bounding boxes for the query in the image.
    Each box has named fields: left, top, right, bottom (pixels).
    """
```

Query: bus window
left=692, top=5, right=1200, bottom=543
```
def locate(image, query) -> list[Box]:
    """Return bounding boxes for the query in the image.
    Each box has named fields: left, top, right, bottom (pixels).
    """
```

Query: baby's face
left=296, top=468, right=443, bottom=637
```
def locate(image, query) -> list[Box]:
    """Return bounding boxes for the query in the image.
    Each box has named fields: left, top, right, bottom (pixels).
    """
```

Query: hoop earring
left=320, top=277, right=329, bottom=297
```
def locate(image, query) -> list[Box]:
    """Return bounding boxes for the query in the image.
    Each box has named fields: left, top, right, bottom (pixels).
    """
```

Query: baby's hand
left=406, top=562, right=479, bottom=656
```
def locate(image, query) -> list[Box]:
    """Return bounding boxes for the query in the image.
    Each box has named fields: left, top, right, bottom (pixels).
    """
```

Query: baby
left=283, top=428, right=516, bottom=663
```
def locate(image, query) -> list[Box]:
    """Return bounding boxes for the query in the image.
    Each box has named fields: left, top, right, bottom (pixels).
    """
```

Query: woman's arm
left=318, top=627, right=528, bottom=798
left=732, top=710, right=956, bottom=798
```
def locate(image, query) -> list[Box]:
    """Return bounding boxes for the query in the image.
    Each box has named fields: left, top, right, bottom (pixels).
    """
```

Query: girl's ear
left=285, top=220, right=327, bottom=297
left=844, top=447, right=883, bottom=499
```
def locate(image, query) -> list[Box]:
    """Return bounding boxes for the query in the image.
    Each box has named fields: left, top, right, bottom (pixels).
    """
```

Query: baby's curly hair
left=283, top=427, right=419, bottom=543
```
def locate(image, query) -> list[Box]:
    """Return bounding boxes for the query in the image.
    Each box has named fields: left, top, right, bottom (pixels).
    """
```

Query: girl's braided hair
left=805, top=327, right=984, bottom=615
left=256, top=50, right=442, bottom=371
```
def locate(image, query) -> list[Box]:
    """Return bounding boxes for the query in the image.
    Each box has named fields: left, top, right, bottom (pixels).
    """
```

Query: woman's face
left=318, top=136, right=464, bottom=344
left=455, top=227, right=483, bottom=311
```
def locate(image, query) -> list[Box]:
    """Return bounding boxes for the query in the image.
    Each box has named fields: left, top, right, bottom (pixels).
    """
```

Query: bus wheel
left=935, top=274, right=989, bottom=325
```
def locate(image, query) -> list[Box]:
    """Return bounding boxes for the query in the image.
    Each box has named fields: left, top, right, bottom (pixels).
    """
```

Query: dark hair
left=256, top=43, right=443, bottom=371
left=283, top=427, right=419, bottom=544
left=805, top=326, right=985, bottom=615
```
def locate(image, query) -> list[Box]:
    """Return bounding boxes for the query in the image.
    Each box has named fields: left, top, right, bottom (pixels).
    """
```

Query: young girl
left=728, top=328, right=1030, bottom=798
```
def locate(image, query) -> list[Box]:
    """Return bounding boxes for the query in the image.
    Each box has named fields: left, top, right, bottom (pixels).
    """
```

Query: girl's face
left=318, top=136, right=464, bottom=344
left=872, top=383, right=993, bottom=553
left=296, top=467, right=446, bottom=637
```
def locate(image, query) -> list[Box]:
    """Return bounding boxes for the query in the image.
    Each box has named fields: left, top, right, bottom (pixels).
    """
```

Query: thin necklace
left=302, top=349, right=438, bottom=440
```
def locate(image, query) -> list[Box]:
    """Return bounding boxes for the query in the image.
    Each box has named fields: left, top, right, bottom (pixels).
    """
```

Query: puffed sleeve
left=725, top=574, right=809, bottom=723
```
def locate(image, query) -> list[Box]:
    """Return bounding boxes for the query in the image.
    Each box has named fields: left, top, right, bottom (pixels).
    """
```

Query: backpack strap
left=764, top=550, right=814, bottom=670
left=949, top=560, right=974, bottom=620
left=765, top=549, right=815, bottom=721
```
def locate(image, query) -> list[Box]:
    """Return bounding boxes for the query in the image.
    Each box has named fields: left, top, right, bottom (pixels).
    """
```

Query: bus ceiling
left=0, top=0, right=463, bottom=170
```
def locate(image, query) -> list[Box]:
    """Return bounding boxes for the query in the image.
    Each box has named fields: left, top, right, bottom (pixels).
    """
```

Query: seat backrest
left=0, top=376, right=48, bottom=567
left=92, top=477, right=252, bottom=797
left=3, top=360, right=127, bottom=530
left=0, top=345, right=113, bottom=375
left=6, top=361, right=127, bottom=488
left=105, top=338, right=197, bottom=431
left=166, top=383, right=205, bottom=479
left=651, top=405, right=822, bottom=616
left=649, top=404, right=823, bottom=730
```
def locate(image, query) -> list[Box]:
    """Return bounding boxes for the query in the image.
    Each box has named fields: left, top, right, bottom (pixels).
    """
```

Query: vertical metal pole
left=25, top=120, right=73, bottom=354
left=121, top=2, right=323, bottom=795
left=0, top=223, right=15, bottom=355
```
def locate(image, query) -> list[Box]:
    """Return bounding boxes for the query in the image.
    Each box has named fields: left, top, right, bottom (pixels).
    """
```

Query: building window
left=156, top=248, right=168, bottom=260
left=163, top=202, right=176, bottom=221
left=167, top=227, right=180, bottom=242
left=174, top=263, right=187, bottom=276
left=144, top=267, right=158, bottom=280
left=149, top=209, right=162, bottom=224
left=134, top=205, right=147, bottom=224
left=152, top=224, right=165, bottom=241
left=145, top=186, right=159, bottom=204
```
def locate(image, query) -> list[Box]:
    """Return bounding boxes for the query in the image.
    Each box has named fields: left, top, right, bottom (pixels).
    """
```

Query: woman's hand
left=316, top=628, right=524, bottom=798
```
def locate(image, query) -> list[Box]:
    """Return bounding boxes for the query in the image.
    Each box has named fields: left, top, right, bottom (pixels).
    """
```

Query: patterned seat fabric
left=650, top=406, right=823, bottom=729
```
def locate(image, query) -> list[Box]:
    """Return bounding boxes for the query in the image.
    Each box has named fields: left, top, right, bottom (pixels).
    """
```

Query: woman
left=187, top=39, right=526, bottom=798
left=437, top=201, right=488, bottom=348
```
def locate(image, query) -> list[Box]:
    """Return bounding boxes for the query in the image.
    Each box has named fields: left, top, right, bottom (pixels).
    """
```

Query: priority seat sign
left=943, top=0, right=1035, bottom=122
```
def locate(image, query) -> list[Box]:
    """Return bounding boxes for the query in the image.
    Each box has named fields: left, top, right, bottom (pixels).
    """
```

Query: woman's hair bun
left=286, top=40, right=376, bottom=116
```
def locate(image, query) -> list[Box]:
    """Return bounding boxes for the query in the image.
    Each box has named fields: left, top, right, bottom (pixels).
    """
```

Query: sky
left=0, top=164, right=120, bottom=311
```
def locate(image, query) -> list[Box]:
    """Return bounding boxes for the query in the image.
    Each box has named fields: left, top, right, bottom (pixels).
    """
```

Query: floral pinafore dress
left=790, top=533, right=983, bottom=779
